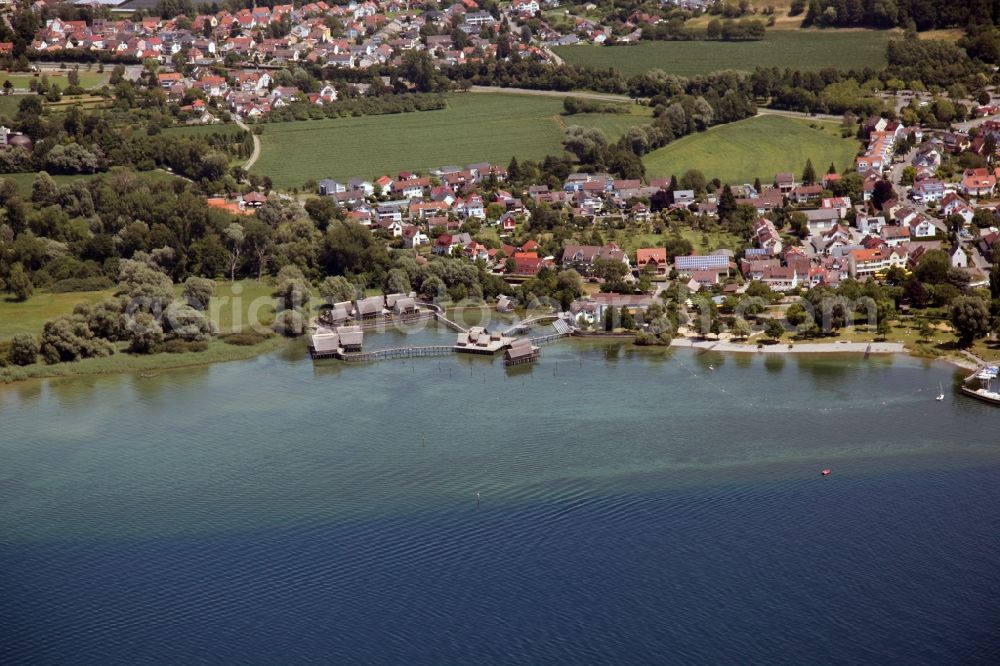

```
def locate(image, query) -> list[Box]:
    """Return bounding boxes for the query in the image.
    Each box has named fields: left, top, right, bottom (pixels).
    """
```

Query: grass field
left=643, top=115, right=858, bottom=185
left=0, top=94, right=21, bottom=118
left=0, top=290, right=112, bottom=342
left=0, top=69, right=110, bottom=90
left=553, top=31, right=891, bottom=77
left=250, top=93, right=651, bottom=188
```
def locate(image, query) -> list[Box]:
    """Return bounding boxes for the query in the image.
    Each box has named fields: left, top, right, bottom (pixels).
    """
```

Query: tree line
left=797, top=0, right=998, bottom=31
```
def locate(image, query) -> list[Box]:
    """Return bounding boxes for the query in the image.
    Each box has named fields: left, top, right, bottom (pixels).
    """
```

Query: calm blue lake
left=2, top=326, right=999, bottom=664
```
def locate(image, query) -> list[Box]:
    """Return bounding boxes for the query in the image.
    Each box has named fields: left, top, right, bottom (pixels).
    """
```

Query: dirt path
left=235, top=118, right=261, bottom=172
left=468, top=85, right=635, bottom=103
left=755, top=107, right=843, bottom=123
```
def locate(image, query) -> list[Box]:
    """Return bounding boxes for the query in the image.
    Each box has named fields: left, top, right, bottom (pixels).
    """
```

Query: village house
left=848, top=247, right=907, bottom=279
left=908, top=214, right=938, bottom=239
left=674, top=253, right=730, bottom=283
left=961, top=168, right=996, bottom=198
left=635, top=248, right=668, bottom=276
left=753, top=217, right=782, bottom=255
left=560, top=243, right=629, bottom=276
left=804, top=208, right=841, bottom=235
left=880, top=225, right=911, bottom=247
left=759, top=265, right=799, bottom=292
left=911, top=178, right=945, bottom=203
left=789, top=184, right=823, bottom=204
left=774, top=172, right=796, bottom=194
left=433, top=232, right=473, bottom=256
left=941, top=193, right=975, bottom=226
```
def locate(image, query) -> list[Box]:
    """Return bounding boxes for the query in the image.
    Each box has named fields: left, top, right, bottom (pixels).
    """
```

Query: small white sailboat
left=936, top=382, right=945, bottom=401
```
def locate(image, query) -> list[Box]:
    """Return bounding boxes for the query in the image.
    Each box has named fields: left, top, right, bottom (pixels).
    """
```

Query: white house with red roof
left=941, top=193, right=975, bottom=226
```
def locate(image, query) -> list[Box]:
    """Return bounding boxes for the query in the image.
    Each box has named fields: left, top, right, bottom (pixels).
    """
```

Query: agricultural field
left=643, top=114, right=858, bottom=185
left=553, top=31, right=891, bottom=77
left=250, top=92, right=651, bottom=188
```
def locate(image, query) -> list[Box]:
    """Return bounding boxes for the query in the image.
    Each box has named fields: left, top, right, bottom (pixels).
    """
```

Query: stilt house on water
left=504, top=338, right=539, bottom=366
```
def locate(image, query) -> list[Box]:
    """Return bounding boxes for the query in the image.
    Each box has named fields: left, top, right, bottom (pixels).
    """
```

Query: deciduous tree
left=949, top=296, right=991, bottom=347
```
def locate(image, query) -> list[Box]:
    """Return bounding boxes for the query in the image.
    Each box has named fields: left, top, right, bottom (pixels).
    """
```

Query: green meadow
left=643, top=114, right=859, bottom=185
left=250, top=92, right=652, bottom=188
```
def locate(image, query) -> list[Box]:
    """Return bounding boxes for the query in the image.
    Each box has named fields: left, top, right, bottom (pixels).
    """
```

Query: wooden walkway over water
left=339, top=345, right=455, bottom=363
left=503, top=313, right=560, bottom=335
left=311, top=317, right=576, bottom=365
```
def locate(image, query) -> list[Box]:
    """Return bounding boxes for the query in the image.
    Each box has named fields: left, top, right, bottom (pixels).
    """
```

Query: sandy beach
left=668, top=337, right=984, bottom=370
left=670, top=338, right=906, bottom=354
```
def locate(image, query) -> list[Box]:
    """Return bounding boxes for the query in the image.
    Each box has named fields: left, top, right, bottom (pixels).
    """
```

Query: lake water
left=2, top=323, right=1000, bottom=664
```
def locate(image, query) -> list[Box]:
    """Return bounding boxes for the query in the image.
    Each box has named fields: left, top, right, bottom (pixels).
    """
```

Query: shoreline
left=1, top=330, right=983, bottom=387
left=0, top=336, right=291, bottom=386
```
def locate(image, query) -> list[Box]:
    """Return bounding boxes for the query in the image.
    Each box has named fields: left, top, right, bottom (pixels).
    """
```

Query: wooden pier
left=530, top=332, right=569, bottom=346
left=310, top=318, right=577, bottom=365
left=339, top=345, right=454, bottom=363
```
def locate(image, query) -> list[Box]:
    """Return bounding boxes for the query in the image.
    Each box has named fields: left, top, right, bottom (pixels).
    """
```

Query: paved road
left=952, top=112, right=1000, bottom=133
left=235, top=118, right=261, bottom=172
left=889, top=145, right=918, bottom=202
left=467, top=85, right=634, bottom=103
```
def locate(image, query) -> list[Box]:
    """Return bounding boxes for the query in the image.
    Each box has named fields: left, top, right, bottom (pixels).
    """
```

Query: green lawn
left=251, top=92, right=650, bottom=188
left=643, top=115, right=858, bottom=185
left=554, top=31, right=891, bottom=77
left=0, top=289, right=112, bottom=342
left=0, top=69, right=110, bottom=90
left=0, top=94, right=21, bottom=118
left=604, top=227, right=743, bottom=256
